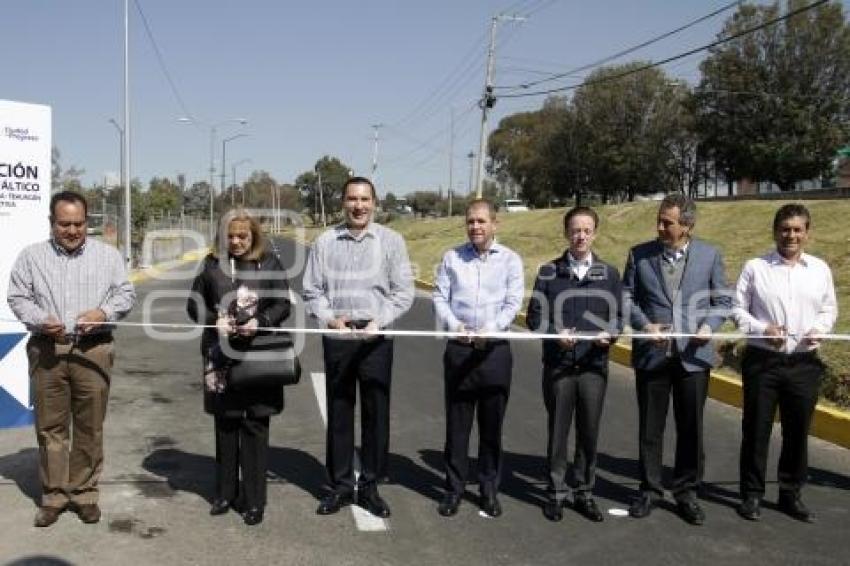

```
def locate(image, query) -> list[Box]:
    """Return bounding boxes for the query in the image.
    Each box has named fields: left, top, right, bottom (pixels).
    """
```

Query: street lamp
left=107, top=118, right=125, bottom=257
left=177, top=117, right=247, bottom=241
left=231, top=158, right=252, bottom=206
left=221, top=133, right=248, bottom=207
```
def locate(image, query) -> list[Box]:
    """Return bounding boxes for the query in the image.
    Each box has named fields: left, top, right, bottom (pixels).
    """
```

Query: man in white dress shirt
left=733, top=203, right=837, bottom=523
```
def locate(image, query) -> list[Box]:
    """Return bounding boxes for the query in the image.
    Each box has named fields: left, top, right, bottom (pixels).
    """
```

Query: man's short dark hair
left=563, top=206, right=599, bottom=230
left=50, top=191, right=88, bottom=218
left=659, top=193, right=696, bottom=227
left=342, top=176, right=377, bottom=201
left=773, top=203, right=811, bottom=232
left=466, top=198, right=496, bottom=218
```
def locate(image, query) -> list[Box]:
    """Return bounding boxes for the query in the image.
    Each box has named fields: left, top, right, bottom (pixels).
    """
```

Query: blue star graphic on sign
left=0, top=332, right=33, bottom=428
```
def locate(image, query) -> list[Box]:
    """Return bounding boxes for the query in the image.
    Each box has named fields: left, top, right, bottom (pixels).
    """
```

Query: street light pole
left=122, top=0, right=132, bottom=270
left=178, top=117, right=247, bottom=242
left=108, top=118, right=125, bottom=253
left=371, top=123, right=384, bottom=184
left=448, top=108, right=454, bottom=217
left=231, top=158, right=251, bottom=206
left=221, top=134, right=247, bottom=206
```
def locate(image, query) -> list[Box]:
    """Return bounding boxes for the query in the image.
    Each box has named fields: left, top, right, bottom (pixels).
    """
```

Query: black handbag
left=227, top=333, right=301, bottom=390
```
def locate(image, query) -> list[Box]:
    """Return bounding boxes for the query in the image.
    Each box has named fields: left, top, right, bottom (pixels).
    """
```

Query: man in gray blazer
left=622, top=193, right=730, bottom=525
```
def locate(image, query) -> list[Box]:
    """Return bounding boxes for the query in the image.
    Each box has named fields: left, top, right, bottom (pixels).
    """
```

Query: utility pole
left=475, top=13, right=526, bottom=198
left=371, top=123, right=384, bottom=184
left=316, top=168, right=326, bottom=227
left=467, top=151, right=476, bottom=195
left=448, top=108, right=454, bottom=217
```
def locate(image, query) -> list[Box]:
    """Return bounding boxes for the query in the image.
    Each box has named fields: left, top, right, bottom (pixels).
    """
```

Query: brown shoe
left=75, top=503, right=101, bottom=524
left=34, top=506, right=64, bottom=528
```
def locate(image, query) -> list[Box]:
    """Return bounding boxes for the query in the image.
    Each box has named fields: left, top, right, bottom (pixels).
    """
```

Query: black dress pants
left=214, top=414, right=270, bottom=509
left=443, top=341, right=512, bottom=497
left=543, top=366, right=607, bottom=500
left=635, top=359, right=708, bottom=501
left=740, top=348, right=823, bottom=497
left=322, top=337, right=393, bottom=494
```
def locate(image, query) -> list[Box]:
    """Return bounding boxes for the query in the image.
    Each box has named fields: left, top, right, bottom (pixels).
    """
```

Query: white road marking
left=608, top=508, right=629, bottom=517
left=310, top=371, right=389, bottom=532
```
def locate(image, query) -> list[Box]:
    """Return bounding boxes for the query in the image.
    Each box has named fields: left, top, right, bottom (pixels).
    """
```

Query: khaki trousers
left=27, top=335, right=113, bottom=508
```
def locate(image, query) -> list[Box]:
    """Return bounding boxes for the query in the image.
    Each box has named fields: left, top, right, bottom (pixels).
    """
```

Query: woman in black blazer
left=187, top=210, right=291, bottom=526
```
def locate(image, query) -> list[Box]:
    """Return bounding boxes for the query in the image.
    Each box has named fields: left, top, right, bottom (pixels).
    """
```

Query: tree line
left=487, top=0, right=850, bottom=206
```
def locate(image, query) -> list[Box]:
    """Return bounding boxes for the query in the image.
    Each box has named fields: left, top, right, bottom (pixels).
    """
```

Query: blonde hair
left=212, top=208, right=267, bottom=261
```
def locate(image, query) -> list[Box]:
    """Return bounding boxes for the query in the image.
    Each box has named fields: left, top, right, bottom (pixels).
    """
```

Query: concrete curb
left=414, top=277, right=850, bottom=449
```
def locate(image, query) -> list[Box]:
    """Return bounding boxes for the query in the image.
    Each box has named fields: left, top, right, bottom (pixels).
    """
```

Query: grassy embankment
left=291, top=200, right=850, bottom=407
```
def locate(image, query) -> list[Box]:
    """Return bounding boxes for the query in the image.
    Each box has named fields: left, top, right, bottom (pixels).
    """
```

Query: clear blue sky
left=5, top=0, right=846, bottom=196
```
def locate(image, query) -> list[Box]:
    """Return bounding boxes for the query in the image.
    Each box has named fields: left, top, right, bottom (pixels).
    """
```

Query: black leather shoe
left=316, top=491, right=353, bottom=515
left=209, top=499, right=230, bottom=516
left=243, top=507, right=264, bottom=525
left=676, top=499, right=705, bottom=526
left=480, top=494, right=502, bottom=518
left=574, top=495, right=604, bottom=522
left=778, top=491, right=814, bottom=523
left=737, top=496, right=761, bottom=521
left=438, top=493, right=461, bottom=517
left=543, top=499, right=564, bottom=522
left=357, top=489, right=391, bottom=518
left=628, top=493, right=656, bottom=518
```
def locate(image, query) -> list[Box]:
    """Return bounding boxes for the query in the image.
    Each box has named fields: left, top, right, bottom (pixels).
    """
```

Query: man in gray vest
left=622, top=193, right=730, bottom=525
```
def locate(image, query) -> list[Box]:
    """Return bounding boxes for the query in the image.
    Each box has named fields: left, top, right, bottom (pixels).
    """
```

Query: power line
left=389, top=0, right=550, bottom=132
left=382, top=102, right=478, bottom=165
left=133, top=0, right=197, bottom=122
left=499, top=0, right=829, bottom=100
left=494, top=0, right=742, bottom=92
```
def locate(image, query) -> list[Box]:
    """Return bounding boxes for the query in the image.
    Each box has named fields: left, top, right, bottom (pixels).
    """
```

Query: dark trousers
left=214, top=414, right=270, bottom=509
left=635, top=359, right=708, bottom=501
left=443, top=341, right=511, bottom=497
left=543, top=366, right=607, bottom=500
left=740, top=348, right=823, bottom=497
left=322, top=337, right=393, bottom=494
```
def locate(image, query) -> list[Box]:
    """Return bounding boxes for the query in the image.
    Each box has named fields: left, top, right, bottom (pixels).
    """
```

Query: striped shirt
left=7, top=238, right=135, bottom=335
left=433, top=241, right=524, bottom=332
left=302, top=222, right=414, bottom=328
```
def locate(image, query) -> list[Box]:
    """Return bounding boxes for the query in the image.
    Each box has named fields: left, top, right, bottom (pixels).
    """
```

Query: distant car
left=502, top=199, right=529, bottom=212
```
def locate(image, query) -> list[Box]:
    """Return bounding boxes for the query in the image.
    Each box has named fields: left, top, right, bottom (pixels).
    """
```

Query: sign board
left=0, top=99, right=51, bottom=427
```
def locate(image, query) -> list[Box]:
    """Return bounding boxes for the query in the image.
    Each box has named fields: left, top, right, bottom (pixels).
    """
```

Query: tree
left=487, top=96, right=570, bottom=206
left=51, top=147, right=85, bottom=193
left=184, top=181, right=211, bottom=216
left=695, top=0, right=850, bottom=190
left=147, top=177, right=182, bottom=216
left=294, top=156, right=352, bottom=224
left=383, top=192, right=399, bottom=210
left=570, top=63, right=690, bottom=201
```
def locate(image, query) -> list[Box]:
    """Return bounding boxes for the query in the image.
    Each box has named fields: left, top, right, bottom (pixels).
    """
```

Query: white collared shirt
left=662, top=241, right=689, bottom=265
left=733, top=250, right=837, bottom=353
left=568, top=252, right=593, bottom=280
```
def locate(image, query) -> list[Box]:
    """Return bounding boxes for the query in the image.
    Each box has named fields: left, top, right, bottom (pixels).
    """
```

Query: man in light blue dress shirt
left=433, top=199, right=524, bottom=518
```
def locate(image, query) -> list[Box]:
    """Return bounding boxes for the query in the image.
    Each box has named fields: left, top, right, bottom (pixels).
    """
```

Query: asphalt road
left=1, top=237, right=849, bottom=565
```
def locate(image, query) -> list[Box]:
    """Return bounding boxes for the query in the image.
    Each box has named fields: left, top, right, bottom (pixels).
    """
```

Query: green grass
left=288, top=199, right=850, bottom=407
